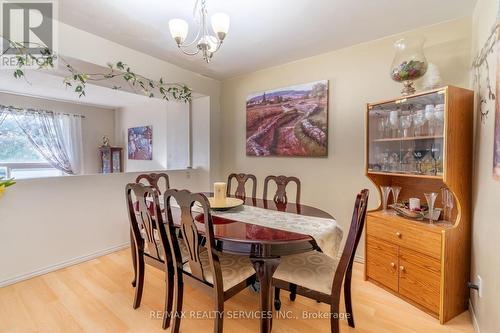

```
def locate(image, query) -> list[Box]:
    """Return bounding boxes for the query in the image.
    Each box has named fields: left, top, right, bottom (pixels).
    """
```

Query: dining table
left=180, top=195, right=338, bottom=333
left=137, top=193, right=339, bottom=333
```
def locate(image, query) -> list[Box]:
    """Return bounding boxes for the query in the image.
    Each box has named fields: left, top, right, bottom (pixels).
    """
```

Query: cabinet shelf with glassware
left=364, top=86, right=473, bottom=324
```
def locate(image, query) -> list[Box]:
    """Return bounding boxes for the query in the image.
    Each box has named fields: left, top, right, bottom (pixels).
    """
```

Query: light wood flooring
left=0, top=249, right=474, bottom=333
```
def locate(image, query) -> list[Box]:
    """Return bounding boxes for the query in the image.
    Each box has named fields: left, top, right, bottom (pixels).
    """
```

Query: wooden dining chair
left=272, top=189, right=369, bottom=333
left=125, top=184, right=171, bottom=310
left=227, top=173, right=257, bottom=199
left=263, top=175, right=301, bottom=204
left=130, top=173, right=170, bottom=288
left=126, top=183, right=190, bottom=329
left=163, top=189, right=257, bottom=333
left=135, top=172, right=170, bottom=194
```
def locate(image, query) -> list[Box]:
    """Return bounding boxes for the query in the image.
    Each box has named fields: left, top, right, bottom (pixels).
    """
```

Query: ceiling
left=59, top=0, right=475, bottom=80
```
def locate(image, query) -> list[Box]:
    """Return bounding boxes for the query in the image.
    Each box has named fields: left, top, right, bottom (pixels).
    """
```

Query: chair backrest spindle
left=263, top=175, right=301, bottom=204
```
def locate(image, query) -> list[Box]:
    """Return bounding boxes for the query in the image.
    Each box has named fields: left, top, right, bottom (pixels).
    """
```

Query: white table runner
left=211, top=205, right=343, bottom=260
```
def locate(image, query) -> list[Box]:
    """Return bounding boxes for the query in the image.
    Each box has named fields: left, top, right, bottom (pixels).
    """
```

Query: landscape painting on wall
left=128, top=126, right=153, bottom=160
left=246, top=80, right=328, bottom=157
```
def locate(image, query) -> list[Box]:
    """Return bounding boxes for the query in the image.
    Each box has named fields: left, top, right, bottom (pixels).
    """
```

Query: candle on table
left=409, top=198, right=421, bottom=211
left=214, top=182, right=227, bottom=206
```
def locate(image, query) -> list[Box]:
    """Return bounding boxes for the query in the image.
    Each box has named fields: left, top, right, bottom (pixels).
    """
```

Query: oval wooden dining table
left=185, top=196, right=335, bottom=333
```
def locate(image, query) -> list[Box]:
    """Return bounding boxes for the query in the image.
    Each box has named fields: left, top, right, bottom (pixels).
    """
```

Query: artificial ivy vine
left=1, top=38, right=192, bottom=102
left=472, top=23, right=498, bottom=123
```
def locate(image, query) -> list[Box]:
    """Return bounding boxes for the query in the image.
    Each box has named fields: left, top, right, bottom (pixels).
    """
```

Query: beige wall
left=0, top=25, right=220, bottom=286
left=471, top=0, right=500, bottom=331
left=0, top=92, right=115, bottom=174
left=220, top=18, right=472, bottom=258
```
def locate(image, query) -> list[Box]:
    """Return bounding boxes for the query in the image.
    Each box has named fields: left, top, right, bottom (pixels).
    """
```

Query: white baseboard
left=0, top=243, right=129, bottom=288
left=469, top=299, right=480, bottom=333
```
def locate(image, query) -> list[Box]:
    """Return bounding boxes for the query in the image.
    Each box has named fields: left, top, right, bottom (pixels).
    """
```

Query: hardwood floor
left=0, top=249, right=474, bottom=333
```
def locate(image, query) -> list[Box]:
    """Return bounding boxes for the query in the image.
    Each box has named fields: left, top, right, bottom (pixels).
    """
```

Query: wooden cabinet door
left=398, top=248, right=441, bottom=314
left=366, top=236, right=399, bottom=292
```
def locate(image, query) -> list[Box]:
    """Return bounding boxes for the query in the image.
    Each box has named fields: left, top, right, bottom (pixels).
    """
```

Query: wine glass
left=389, top=110, right=400, bottom=138
left=400, top=115, right=412, bottom=138
left=389, top=151, right=400, bottom=172
left=377, top=113, right=389, bottom=139
left=412, top=109, right=426, bottom=136
left=391, top=186, right=402, bottom=205
left=424, top=192, right=438, bottom=224
left=381, top=186, right=392, bottom=211
left=430, top=143, right=442, bottom=175
left=434, top=104, right=445, bottom=135
left=425, top=104, right=435, bottom=136
left=381, top=149, right=390, bottom=171
left=412, top=149, right=428, bottom=174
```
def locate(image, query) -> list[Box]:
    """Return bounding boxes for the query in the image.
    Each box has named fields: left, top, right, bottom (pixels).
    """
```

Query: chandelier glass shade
left=169, top=0, right=230, bottom=63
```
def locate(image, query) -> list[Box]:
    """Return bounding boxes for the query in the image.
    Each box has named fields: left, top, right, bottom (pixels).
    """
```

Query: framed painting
left=246, top=80, right=328, bottom=157
left=128, top=126, right=152, bottom=160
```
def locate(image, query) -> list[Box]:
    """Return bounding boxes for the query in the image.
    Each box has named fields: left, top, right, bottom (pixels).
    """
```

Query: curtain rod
left=0, top=104, right=86, bottom=118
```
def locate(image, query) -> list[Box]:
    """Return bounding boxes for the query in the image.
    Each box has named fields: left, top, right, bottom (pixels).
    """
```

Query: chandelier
left=168, top=0, right=230, bottom=63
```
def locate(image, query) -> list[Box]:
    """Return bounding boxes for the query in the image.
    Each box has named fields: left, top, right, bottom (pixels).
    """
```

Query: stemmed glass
left=425, top=104, right=435, bottom=136
left=381, top=185, right=392, bottom=211
left=389, top=110, right=400, bottom=138
left=412, top=109, right=426, bottom=136
left=412, top=149, right=428, bottom=174
left=377, top=113, right=389, bottom=139
left=424, top=192, right=438, bottom=224
left=400, top=115, right=412, bottom=138
left=434, top=104, right=445, bottom=135
left=391, top=186, right=402, bottom=205
left=430, top=143, right=442, bottom=175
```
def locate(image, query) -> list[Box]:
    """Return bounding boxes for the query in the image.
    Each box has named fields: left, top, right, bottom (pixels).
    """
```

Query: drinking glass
left=441, top=187, right=454, bottom=222
left=434, top=104, right=445, bottom=135
left=389, top=110, right=400, bottom=138
left=412, top=149, right=428, bottom=174
left=389, top=152, right=400, bottom=172
left=400, top=115, right=412, bottom=137
left=424, top=192, right=438, bottom=224
left=391, top=186, right=402, bottom=204
left=377, top=114, right=388, bottom=139
left=381, top=186, right=392, bottom=211
left=412, top=109, right=426, bottom=136
left=381, top=149, right=390, bottom=171
left=424, top=104, right=435, bottom=136
left=430, top=143, right=442, bottom=175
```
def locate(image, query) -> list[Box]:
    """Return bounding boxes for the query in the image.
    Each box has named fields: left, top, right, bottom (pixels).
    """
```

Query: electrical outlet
left=477, top=275, right=483, bottom=298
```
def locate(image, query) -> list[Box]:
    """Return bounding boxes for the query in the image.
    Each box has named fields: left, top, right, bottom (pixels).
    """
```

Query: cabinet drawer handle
left=396, top=232, right=402, bottom=238
left=390, top=262, right=395, bottom=268
left=399, top=266, right=405, bottom=272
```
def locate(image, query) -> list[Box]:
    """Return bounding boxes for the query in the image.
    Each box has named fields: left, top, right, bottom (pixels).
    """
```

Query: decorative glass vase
left=381, top=185, right=392, bottom=211
left=390, top=37, right=428, bottom=96
left=424, top=192, right=438, bottom=224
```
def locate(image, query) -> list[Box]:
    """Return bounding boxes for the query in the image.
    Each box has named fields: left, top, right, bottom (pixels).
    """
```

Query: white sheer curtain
left=56, top=113, right=84, bottom=175
left=9, top=107, right=84, bottom=175
left=0, top=105, right=8, bottom=126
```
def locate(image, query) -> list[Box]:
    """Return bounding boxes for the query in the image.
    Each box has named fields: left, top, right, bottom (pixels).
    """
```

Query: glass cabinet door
left=367, top=90, right=445, bottom=177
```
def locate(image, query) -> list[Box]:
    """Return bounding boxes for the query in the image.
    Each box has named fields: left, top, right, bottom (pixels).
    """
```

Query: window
left=0, top=114, right=62, bottom=179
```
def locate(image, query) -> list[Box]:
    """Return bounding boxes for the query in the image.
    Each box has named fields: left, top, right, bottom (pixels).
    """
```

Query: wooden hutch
left=364, top=86, right=473, bottom=323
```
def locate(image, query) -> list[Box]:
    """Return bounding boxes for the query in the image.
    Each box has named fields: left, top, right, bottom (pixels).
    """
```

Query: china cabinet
left=99, top=146, right=123, bottom=174
left=364, top=86, right=473, bottom=323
